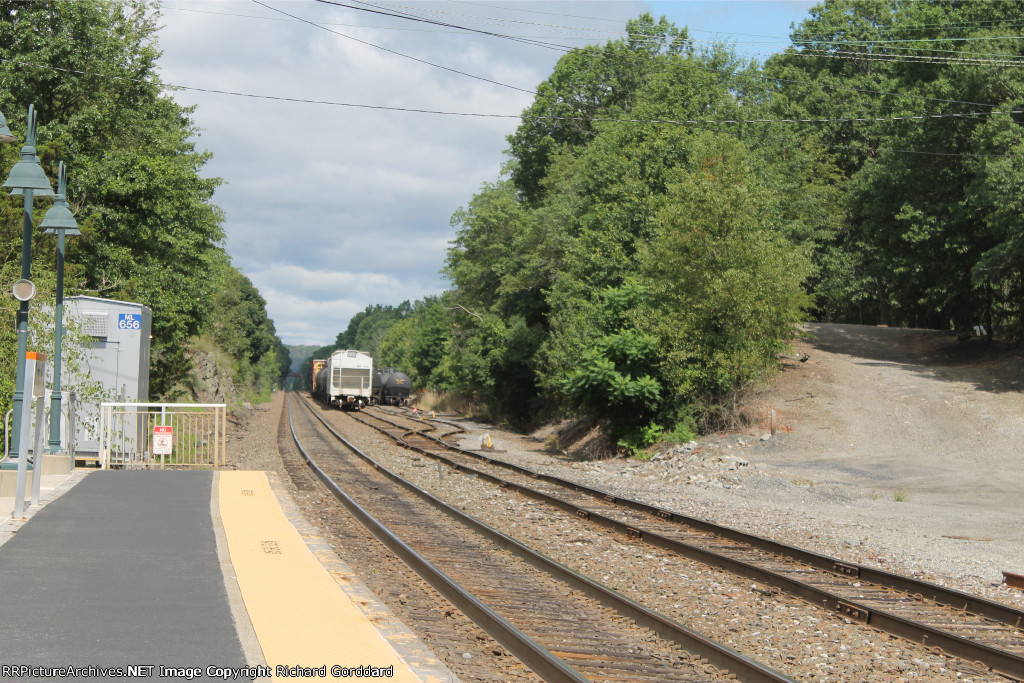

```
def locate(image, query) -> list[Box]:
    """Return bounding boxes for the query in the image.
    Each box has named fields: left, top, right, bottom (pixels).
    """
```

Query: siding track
left=352, top=406, right=1024, bottom=681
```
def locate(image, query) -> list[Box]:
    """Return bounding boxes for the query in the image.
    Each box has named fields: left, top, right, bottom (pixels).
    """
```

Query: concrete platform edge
left=263, top=471, right=460, bottom=683
left=211, top=471, right=268, bottom=666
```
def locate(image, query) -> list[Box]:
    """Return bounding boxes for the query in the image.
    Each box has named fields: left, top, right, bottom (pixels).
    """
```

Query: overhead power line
left=2, top=56, right=1016, bottom=129
left=359, top=0, right=619, bottom=35
left=161, top=2, right=1024, bottom=63
left=4, top=57, right=1019, bottom=159
left=250, top=0, right=536, bottom=94
left=798, top=18, right=1024, bottom=34
left=793, top=47, right=1024, bottom=68
left=444, top=0, right=1024, bottom=44
left=312, top=0, right=562, bottom=50
left=313, top=1, right=1009, bottom=111
left=168, top=0, right=1019, bottom=112
left=795, top=34, right=1024, bottom=45
left=160, top=3, right=1024, bottom=64
left=448, top=0, right=626, bottom=25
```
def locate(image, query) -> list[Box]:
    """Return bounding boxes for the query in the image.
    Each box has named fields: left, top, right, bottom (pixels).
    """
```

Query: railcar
left=309, top=358, right=326, bottom=394
left=313, top=350, right=373, bottom=410
left=371, top=368, right=412, bottom=406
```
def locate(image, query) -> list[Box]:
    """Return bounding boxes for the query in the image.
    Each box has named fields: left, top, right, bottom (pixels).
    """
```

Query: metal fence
left=98, top=402, right=227, bottom=469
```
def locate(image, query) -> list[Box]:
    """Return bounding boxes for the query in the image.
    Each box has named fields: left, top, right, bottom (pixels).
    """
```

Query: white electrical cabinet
left=63, top=296, right=152, bottom=455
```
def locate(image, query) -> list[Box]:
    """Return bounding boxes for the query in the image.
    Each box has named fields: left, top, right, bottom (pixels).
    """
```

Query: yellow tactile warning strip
left=218, top=470, right=422, bottom=681
left=258, top=472, right=458, bottom=683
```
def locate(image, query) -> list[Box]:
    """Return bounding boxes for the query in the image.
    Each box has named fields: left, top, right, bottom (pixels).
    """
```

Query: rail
left=360, top=406, right=1024, bottom=681
left=98, top=402, right=226, bottom=469
left=291, top=392, right=794, bottom=683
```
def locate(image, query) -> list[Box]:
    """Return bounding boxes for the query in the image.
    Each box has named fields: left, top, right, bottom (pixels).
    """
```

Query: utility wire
left=0, top=58, right=1018, bottom=159
left=169, top=0, right=1020, bottom=109
left=252, top=0, right=536, bottom=94
left=313, top=0, right=563, bottom=50
left=161, top=3, right=616, bottom=39
left=353, top=1, right=1024, bottom=60
left=318, top=1, right=1008, bottom=110
left=792, top=47, right=1024, bottom=68
left=790, top=41, right=1024, bottom=59
left=800, top=18, right=1024, bottom=33
left=162, top=0, right=1024, bottom=58
left=159, top=4, right=1024, bottom=62
left=795, top=34, right=1024, bottom=45
left=360, top=0, right=619, bottom=34
left=157, top=2, right=1024, bottom=62
left=447, top=1, right=1024, bottom=42
left=448, top=0, right=625, bottom=25
left=1, top=56, right=1014, bottom=129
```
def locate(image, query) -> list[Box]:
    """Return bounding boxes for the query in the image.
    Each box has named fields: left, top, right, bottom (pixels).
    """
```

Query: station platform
left=0, top=469, right=458, bottom=682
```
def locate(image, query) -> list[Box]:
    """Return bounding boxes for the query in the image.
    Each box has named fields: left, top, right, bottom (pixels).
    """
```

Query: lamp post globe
left=0, top=111, right=15, bottom=144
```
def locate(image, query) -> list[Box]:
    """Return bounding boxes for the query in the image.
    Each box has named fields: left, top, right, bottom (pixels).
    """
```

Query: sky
left=154, top=1, right=818, bottom=347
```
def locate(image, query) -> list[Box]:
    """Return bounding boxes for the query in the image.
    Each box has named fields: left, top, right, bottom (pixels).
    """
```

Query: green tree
left=764, top=0, right=1024, bottom=331
left=967, top=112, right=1024, bottom=338
left=507, top=13, right=691, bottom=203
left=560, top=283, right=661, bottom=453
left=445, top=180, right=554, bottom=424
left=335, top=302, right=413, bottom=357
left=447, top=14, right=827, bottom=435
left=404, top=297, right=454, bottom=390
left=201, top=260, right=288, bottom=400
left=638, top=133, right=813, bottom=425
left=443, top=309, right=544, bottom=426
left=0, top=0, right=228, bottom=394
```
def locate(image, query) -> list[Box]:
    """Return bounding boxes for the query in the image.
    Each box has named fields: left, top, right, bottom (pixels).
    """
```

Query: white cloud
left=250, top=263, right=446, bottom=345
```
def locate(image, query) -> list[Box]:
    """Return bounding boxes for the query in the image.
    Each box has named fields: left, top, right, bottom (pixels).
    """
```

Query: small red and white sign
left=153, top=425, right=173, bottom=455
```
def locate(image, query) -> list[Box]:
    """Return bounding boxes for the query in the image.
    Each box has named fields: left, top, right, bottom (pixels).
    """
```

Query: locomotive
left=312, top=350, right=373, bottom=410
left=371, top=368, right=412, bottom=406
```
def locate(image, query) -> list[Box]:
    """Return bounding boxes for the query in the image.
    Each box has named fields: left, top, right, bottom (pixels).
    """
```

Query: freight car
left=312, top=350, right=373, bottom=410
left=309, top=358, right=326, bottom=393
left=371, top=368, right=412, bottom=406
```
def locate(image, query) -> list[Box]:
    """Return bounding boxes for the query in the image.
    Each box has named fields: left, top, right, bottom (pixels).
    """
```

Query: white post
left=31, top=394, right=46, bottom=505
left=99, top=403, right=107, bottom=469
left=13, top=352, right=37, bottom=518
left=215, top=406, right=221, bottom=468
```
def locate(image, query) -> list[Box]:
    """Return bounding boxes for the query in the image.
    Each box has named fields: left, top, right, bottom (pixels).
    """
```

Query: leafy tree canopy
left=0, top=0, right=286, bottom=409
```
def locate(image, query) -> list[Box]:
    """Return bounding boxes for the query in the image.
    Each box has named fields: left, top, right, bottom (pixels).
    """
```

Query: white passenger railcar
left=314, top=349, right=373, bottom=410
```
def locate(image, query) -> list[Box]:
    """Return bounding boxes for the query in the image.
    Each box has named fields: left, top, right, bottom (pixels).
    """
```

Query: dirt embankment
left=755, top=324, right=1024, bottom=508
left=717, top=323, right=1024, bottom=574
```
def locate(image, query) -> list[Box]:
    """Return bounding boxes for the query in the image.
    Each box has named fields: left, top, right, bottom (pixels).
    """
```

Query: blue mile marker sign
left=118, top=313, right=141, bottom=331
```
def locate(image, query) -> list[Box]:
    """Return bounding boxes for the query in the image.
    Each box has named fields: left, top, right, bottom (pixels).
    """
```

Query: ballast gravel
left=227, top=385, right=1023, bottom=683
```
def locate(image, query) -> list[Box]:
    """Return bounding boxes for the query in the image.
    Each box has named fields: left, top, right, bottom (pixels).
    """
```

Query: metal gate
left=98, top=402, right=227, bottom=469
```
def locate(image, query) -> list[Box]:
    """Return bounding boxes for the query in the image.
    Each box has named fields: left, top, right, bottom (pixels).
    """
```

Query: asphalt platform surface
left=0, top=470, right=246, bottom=681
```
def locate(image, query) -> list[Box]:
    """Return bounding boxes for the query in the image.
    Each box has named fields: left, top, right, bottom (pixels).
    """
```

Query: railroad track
left=275, top=398, right=542, bottom=682
left=352, top=405, right=1024, bottom=682
left=289, top=392, right=795, bottom=683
